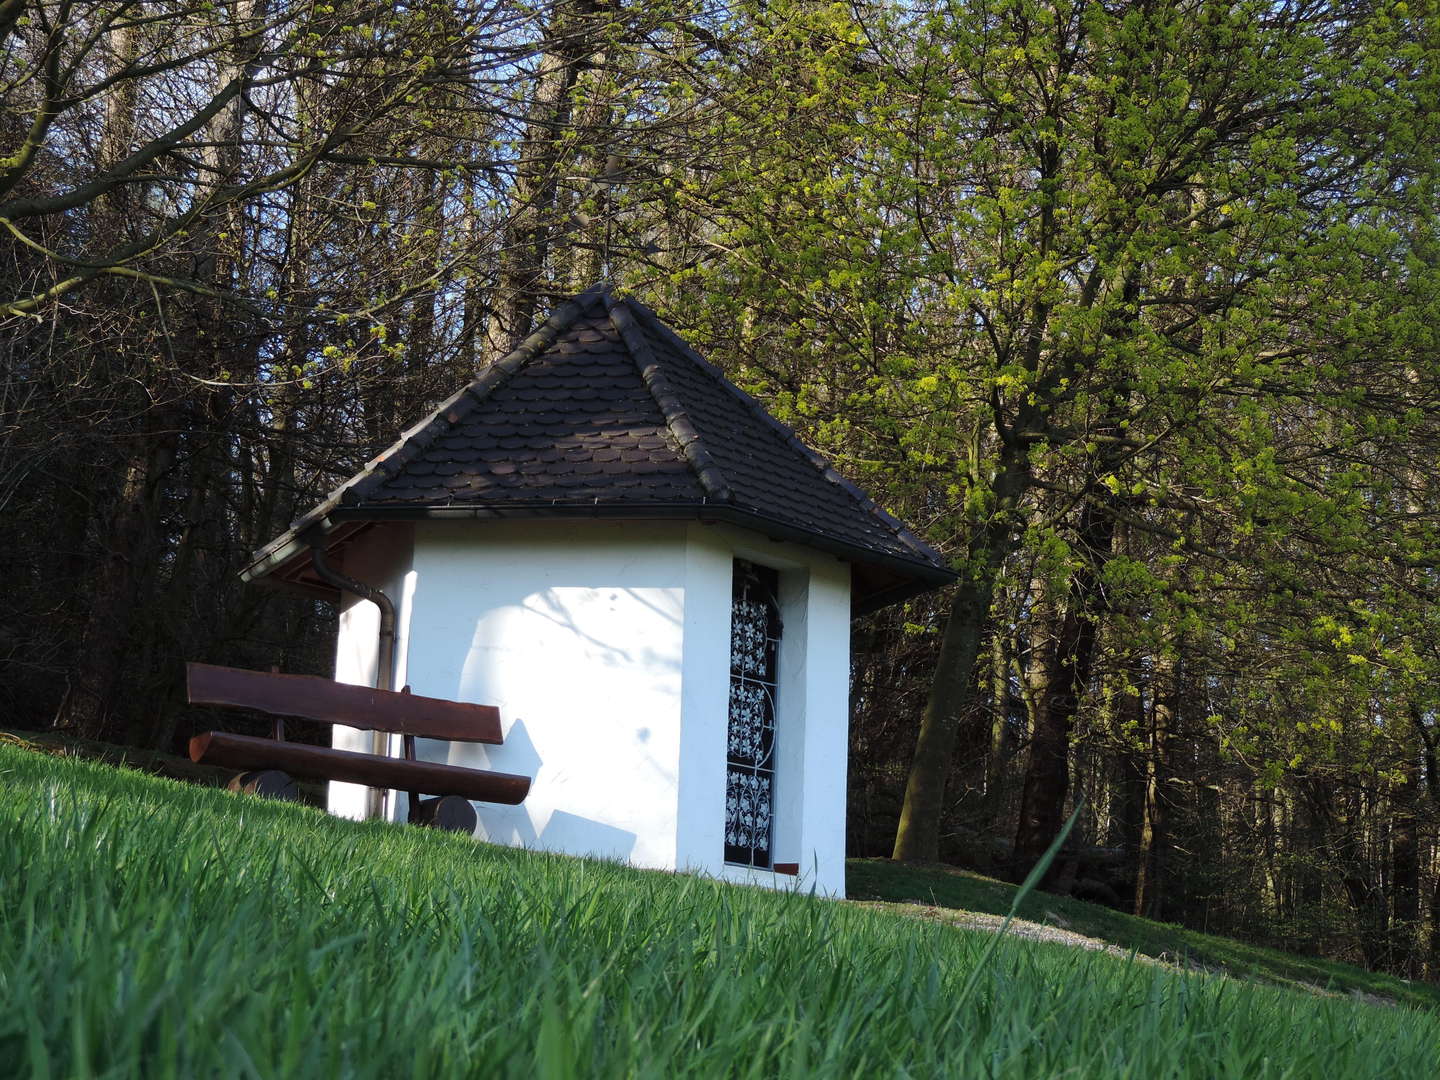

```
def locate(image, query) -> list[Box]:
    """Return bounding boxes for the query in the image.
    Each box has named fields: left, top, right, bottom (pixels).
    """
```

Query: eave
left=242, top=503, right=956, bottom=616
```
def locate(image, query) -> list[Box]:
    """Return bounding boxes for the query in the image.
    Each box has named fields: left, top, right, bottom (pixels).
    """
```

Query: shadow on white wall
left=410, top=581, right=684, bottom=865
left=539, top=810, right=637, bottom=861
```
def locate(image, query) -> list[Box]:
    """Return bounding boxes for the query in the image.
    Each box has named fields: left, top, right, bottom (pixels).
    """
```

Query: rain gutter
left=306, top=530, right=396, bottom=820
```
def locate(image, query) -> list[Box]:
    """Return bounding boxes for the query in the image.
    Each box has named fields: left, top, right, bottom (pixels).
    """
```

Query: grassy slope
left=0, top=727, right=235, bottom=786
left=849, top=859, right=1440, bottom=1013
left=2, top=745, right=1438, bottom=1078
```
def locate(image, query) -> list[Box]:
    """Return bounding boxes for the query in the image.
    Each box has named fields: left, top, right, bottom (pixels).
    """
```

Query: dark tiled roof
left=247, top=285, right=954, bottom=611
left=358, top=307, right=705, bottom=507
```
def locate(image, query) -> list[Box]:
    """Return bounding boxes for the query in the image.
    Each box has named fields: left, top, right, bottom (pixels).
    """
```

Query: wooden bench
left=186, top=662, right=530, bottom=831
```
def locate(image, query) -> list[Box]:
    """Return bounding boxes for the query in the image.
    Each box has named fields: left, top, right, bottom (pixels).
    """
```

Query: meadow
left=2, top=742, right=1437, bottom=1078
left=848, top=860, right=1440, bottom=1012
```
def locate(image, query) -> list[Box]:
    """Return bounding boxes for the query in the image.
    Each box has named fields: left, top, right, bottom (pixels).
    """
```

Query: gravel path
left=850, top=900, right=1157, bottom=963
left=850, top=900, right=1400, bottom=1008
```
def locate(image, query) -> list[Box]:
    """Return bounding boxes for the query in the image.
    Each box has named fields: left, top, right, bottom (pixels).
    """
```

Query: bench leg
left=227, top=769, right=300, bottom=802
left=410, top=795, right=477, bottom=833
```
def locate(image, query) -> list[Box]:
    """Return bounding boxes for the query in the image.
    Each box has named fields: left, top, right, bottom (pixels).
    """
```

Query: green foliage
left=647, top=0, right=1440, bottom=871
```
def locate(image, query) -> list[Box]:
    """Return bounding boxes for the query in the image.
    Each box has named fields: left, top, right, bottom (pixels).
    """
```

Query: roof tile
left=265, top=285, right=952, bottom=609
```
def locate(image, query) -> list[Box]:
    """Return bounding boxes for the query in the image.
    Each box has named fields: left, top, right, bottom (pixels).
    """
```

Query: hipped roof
left=243, top=285, right=955, bottom=614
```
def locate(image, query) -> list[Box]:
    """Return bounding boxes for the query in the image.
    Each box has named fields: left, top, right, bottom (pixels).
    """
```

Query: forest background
left=3, top=0, right=1439, bottom=979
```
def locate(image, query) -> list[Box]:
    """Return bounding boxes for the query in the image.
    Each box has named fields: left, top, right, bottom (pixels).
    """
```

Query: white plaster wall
left=330, top=525, right=414, bottom=820
left=671, top=528, right=731, bottom=874
left=675, top=523, right=852, bottom=898
left=787, top=548, right=852, bottom=899
left=328, top=516, right=853, bottom=898
left=401, top=520, right=688, bottom=870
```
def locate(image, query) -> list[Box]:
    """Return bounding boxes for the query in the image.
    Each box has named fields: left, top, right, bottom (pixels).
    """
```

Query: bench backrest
left=186, top=663, right=503, bottom=745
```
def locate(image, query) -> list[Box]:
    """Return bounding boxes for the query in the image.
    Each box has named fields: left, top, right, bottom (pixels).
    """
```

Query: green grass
left=2, top=745, right=1438, bottom=1078
left=848, top=859, right=1440, bottom=1012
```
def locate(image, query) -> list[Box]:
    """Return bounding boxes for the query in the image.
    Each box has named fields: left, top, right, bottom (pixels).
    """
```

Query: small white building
left=242, top=286, right=952, bottom=896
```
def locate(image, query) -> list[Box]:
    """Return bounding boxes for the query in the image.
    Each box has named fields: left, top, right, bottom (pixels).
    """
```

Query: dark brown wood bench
left=186, top=662, right=530, bottom=831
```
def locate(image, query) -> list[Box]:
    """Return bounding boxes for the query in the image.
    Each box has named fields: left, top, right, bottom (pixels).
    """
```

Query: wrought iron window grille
left=725, top=559, right=782, bottom=868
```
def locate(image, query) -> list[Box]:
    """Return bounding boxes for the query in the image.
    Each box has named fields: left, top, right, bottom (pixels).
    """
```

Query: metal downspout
left=308, top=535, right=396, bottom=821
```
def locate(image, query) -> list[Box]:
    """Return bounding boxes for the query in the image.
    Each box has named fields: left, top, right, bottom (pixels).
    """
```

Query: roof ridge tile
left=622, top=298, right=948, bottom=569
left=606, top=294, right=733, bottom=505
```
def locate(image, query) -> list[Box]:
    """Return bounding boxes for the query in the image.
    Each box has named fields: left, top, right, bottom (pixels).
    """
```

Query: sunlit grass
left=848, top=858, right=1440, bottom=1012
left=2, top=744, right=1436, bottom=1077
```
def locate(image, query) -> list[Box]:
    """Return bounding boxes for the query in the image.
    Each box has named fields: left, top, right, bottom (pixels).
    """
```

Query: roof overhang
left=242, top=503, right=956, bottom=616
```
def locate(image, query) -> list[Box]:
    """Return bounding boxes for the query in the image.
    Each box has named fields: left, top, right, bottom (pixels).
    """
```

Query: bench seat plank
left=187, top=663, right=502, bottom=744
left=190, top=732, right=530, bottom=805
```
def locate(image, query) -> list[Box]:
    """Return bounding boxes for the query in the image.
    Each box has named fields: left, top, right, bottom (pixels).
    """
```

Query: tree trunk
left=50, top=27, right=156, bottom=740
left=1389, top=749, right=1420, bottom=976
left=1310, top=781, right=1389, bottom=970
left=1134, top=649, right=1176, bottom=919
left=53, top=413, right=180, bottom=739
left=1013, top=501, right=1115, bottom=871
left=1106, top=666, right=1147, bottom=900
left=892, top=573, right=997, bottom=862
left=1409, top=701, right=1440, bottom=977
left=983, top=625, right=1014, bottom=816
left=95, top=19, right=139, bottom=220
left=1262, top=785, right=1283, bottom=919
left=1013, top=596, right=1063, bottom=868
left=1294, top=786, right=1326, bottom=953
left=484, top=0, right=605, bottom=357
left=893, top=437, right=1032, bottom=863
